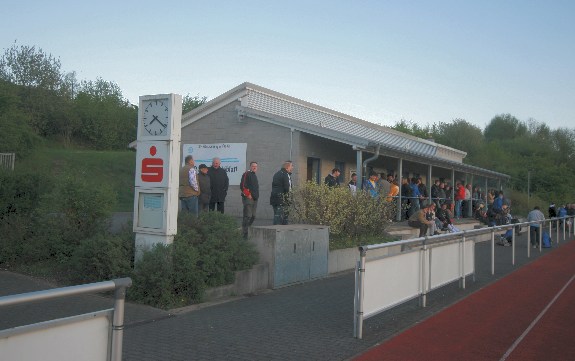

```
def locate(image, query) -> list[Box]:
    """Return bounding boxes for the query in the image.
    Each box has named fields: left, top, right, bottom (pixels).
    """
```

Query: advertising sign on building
left=182, top=143, right=247, bottom=185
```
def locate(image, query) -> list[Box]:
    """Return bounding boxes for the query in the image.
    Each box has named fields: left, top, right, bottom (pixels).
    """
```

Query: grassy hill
left=15, top=145, right=136, bottom=211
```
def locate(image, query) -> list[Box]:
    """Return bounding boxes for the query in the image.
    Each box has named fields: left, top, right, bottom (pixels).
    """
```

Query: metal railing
left=0, top=153, right=15, bottom=171
left=353, top=216, right=574, bottom=339
left=0, top=278, right=132, bottom=361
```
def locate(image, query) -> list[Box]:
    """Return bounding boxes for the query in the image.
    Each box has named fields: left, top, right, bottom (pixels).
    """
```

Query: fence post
left=491, top=229, right=495, bottom=275
left=460, top=235, right=466, bottom=289
left=420, top=241, right=428, bottom=308
left=354, top=247, right=367, bottom=339
left=539, top=223, right=543, bottom=252
left=527, top=223, right=531, bottom=258
left=111, top=278, right=132, bottom=361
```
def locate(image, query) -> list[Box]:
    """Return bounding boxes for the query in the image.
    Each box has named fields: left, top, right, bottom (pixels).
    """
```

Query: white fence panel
left=429, top=240, right=474, bottom=289
left=0, top=310, right=112, bottom=361
left=363, top=251, right=421, bottom=318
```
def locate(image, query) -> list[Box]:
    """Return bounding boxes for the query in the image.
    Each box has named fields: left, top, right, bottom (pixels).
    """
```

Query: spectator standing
left=527, top=206, right=545, bottom=248
left=417, top=178, right=428, bottom=209
left=437, top=182, right=447, bottom=207
left=445, top=184, right=454, bottom=213
left=431, top=179, right=440, bottom=208
left=179, top=155, right=200, bottom=217
left=363, top=171, right=380, bottom=199
left=197, top=164, right=211, bottom=212
left=325, top=168, right=341, bottom=187
left=454, top=183, right=466, bottom=219
left=548, top=204, right=556, bottom=218
left=348, top=173, right=358, bottom=194
left=409, top=177, right=422, bottom=217
left=386, top=179, right=399, bottom=202
left=401, top=177, right=410, bottom=220
left=463, top=184, right=472, bottom=217
left=270, top=161, right=293, bottom=225
left=378, top=173, right=391, bottom=197
left=208, top=157, right=229, bottom=213
left=240, top=161, right=259, bottom=238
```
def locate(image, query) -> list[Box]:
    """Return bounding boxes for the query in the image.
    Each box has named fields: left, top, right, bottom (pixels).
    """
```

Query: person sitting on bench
left=408, top=202, right=436, bottom=237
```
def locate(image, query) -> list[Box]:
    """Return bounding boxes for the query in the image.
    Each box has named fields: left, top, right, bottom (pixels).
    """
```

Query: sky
left=2, top=0, right=574, bottom=131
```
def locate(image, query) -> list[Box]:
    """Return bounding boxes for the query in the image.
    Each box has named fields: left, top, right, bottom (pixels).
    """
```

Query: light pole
left=527, top=169, right=531, bottom=208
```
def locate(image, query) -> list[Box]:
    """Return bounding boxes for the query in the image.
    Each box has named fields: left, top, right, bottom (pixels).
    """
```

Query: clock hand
left=149, top=115, right=167, bottom=128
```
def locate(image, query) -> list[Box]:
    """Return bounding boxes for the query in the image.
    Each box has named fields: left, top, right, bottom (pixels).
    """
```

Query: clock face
left=142, top=99, right=170, bottom=136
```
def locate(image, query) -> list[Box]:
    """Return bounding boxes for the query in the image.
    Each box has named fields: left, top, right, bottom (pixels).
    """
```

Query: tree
left=484, top=114, right=528, bottom=142
left=0, top=80, right=43, bottom=157
left=0, top=43, right=77, bottom=138
left=74, top=78, right=136, bottom=149
left=391, top=119, right=432, bottom=139
left=182, top=93, right=207, bottom=114
left=0, top=42, right=62, bottom=90
left=434, top=119, right=484, bottom=158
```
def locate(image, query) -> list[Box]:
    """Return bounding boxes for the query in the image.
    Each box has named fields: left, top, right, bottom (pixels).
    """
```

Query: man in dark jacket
left=324, top=168, right=341, bottom=187
left=270, top=161, right=293, bottom=225
left=208, top=157, right=229, bottom=213
left=240, top=161, right=259, bottom=238
left=197, top=164, right=211, bottom=212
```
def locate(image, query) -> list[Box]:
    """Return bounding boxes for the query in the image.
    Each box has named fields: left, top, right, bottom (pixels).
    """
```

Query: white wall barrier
left=0, top=278, right=132, bottom=361
left=353, top=215, right=574, bottom=339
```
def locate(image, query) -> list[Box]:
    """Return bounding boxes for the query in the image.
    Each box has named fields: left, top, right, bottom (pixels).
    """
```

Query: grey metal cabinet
left=250, top=225, right=329, bottom=288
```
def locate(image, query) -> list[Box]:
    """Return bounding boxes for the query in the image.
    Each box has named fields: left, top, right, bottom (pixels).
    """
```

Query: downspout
left=290, top=128, right=294, bottom=160
left=362, top=145, right=381, bottom=187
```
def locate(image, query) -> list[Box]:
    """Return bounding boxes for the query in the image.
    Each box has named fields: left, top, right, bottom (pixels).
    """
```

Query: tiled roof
left=182, top=82, right=509, bottom=179
left=245, top=89, right=440, bottom=157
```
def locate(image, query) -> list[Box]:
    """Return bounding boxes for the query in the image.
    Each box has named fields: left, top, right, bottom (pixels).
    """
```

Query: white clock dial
left=142, top=99, right=169, bottom=136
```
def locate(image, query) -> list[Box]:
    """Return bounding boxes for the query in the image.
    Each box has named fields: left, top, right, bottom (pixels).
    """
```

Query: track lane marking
left=500, top=273, right=575, bottom=361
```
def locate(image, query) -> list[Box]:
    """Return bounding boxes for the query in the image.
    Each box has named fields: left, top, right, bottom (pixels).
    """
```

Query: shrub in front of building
left=288, top=181, right=394, bottom=249
left=128, top=212, right=258, bottom=309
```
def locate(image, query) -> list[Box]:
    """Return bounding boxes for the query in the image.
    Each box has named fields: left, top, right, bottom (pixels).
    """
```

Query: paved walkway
left=1, top=229, right=571, bottom=360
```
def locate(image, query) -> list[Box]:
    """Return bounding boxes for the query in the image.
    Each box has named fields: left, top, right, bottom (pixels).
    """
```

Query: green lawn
left=16, top=146, right=137, bottom=211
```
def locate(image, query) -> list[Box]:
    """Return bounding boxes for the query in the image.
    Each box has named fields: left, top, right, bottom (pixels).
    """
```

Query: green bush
left=128, top=244, right=177, bottom=308
left=288, top=181, right=394, bottom=248
left=29, top=175, right=117, bottom=261
left=129, top=212, right=258, bottom=309
left=67, top=233, right=133, bottom=284
left=0, top=213, right=30, bottom=265
left=0, top=170, right=45, bottom=219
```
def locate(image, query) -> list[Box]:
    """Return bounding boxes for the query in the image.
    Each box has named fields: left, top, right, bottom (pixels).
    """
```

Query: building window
left=335, top=161, right=345, bottom=183
left=307, top=157, right=321, bottom=184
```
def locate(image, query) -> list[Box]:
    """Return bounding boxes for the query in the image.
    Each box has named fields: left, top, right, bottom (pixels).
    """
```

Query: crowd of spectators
left=337, top=170, right=575, bottom=238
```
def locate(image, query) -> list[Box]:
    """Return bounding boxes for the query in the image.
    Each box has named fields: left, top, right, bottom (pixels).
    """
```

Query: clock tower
left=133, top=94, right=182, bottom=260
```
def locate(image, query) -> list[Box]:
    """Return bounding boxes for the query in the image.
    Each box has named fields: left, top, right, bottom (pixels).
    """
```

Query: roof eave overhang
left=363, top=142, right=510, bottom=180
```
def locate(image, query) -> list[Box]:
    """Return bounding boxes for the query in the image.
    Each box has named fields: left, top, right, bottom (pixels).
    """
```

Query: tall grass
left=15, top=146, right=136, bottom=211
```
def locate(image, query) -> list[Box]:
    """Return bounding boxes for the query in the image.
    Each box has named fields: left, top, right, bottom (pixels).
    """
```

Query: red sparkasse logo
left=141, top=146, right=163, bottom=182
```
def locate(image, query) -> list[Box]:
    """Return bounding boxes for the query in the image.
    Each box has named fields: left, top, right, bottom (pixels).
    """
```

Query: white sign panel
left=182, top=143, right=247, bottom=185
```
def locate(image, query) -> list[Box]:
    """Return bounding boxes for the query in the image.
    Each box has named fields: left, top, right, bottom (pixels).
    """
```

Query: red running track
left=355, top=239, right=575, bottom=361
